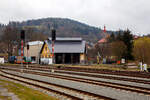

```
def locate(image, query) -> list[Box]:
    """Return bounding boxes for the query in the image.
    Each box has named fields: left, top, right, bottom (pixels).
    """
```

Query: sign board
left=103, top=58, right=106, bottom=64
left=143, top=64, right=147, bottom=71
left=121, top=58, right=125, bottom=64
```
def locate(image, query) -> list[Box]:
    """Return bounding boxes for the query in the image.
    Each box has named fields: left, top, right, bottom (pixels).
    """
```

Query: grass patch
left=52, top=64, right=140, bottom=71
left=1, top=63, right=142, bottom=71
left=0, top=63, right=20, bottom=66
left=0, top=79, right=58, bottom=100
left=94, top=64, right=140, bottom=71
left=0, top=95, right=11, bottom=100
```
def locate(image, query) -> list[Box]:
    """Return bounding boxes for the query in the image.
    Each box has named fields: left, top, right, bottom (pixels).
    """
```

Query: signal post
left=21, top=30, right=25, bottom=72
left=51, top=29, right=56, bottom=64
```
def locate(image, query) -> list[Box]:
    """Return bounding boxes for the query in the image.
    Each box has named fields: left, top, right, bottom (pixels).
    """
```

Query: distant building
left=40, top=37, right=87, bottom=64
left=24, top=41, right=43, bottom=63
left=97, top=25, right=109, bottom=44
left=133, top=35, right=140, bottom=40
left=98, top=38, right=107, bottom=44
left=86, top=42, right=94, bottom=49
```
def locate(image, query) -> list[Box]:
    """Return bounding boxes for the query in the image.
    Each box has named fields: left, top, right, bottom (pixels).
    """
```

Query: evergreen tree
left=108, top=32, right=115, bottom=42
left=122, top=29, right=133, bottom=60
left=116, top=30, right=123, bottom=41
left=107, top=29, right=133, bottom=61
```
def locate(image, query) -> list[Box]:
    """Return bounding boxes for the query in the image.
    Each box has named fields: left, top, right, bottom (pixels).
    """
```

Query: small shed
left=24, top=41, right=43, bottom=63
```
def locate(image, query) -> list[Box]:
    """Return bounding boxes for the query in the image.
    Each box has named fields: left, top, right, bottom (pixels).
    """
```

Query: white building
left=24, top=41, right=43, bottom=63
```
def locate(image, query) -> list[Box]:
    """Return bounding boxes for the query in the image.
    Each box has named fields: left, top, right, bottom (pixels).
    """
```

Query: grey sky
left=0, top=0, right=150, bottom=35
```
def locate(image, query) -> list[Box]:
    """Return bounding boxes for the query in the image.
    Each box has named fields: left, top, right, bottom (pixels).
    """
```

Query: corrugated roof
left=48, top=37, right=82, bottom=41
left=45, top=37, right=86, bottom=53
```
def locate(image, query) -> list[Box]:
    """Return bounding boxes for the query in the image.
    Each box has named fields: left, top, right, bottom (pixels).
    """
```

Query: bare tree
left=111, top=41, right=127, bottom=60
left=24, top=27, right=48, bottom=42
left=95, top=43, right=112, bottom=59
left=1, top=26, right=20, bottom=57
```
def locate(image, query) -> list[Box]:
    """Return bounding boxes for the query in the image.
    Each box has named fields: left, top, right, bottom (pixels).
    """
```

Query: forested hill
left=0, top=24, right=5, bottom=38
left=8, top=18, right=113, bottom=42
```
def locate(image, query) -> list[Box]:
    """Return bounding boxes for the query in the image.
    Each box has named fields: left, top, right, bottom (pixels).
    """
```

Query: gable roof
left=98, top=38, right=107, bottom=43
left=48, top=37, right=82, bottom=41
left=42, top=37, right=86, bottom=53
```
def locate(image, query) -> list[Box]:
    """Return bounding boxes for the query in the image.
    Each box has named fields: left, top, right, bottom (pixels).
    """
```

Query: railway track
left=25, top=65, right=150, bottom=78
left=26, top=67, right=150, bottom=84
left=1, top=67, right=150, bottom=96
left=0, top=70, right=114, bottom=100
left=3, top=65, right=150, bottom=78
left=54, top=70, right=150, bottom=84
left=2, top=66, right=150, bottom=85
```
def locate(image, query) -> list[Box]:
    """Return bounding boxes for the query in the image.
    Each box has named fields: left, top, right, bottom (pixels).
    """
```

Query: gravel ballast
left=2, top=70, right=150, bottom=100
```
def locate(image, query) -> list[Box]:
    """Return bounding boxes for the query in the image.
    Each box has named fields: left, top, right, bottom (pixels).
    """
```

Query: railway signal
left=52, top=29, right=56, bottom=41
left=20, top=30, right=25, bottom=72
left=21, top=30, right=25, bottom=40
left=27, top=44, right=29, bottom=50
left=26, top=44, right=29, bottom=68
left=51, top=29, right=56, bottom=64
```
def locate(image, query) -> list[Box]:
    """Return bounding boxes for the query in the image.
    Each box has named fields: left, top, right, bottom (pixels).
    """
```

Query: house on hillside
left=133, top=35, right=140, bottom=40
left=24, top=41, right=43, bottom=63
left=98, top=38, right=107, bottom=44
left=40, top=37, right=87, bottom=64
left=96, top=25, right=109, bottom=45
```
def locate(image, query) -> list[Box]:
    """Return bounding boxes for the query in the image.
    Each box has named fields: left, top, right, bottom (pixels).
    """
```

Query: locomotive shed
left=40, top=37, right=86, bottom=64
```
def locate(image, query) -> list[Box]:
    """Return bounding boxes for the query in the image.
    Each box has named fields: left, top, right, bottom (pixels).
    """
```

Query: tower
left=104, top=25, right=106, bottom=33
left=102, top=25, right=109, bottom=38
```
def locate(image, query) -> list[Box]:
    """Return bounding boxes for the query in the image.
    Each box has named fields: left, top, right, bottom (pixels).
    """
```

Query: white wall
left=0, top=58, right=4, bottom=64
left=40, top=58, right=52, bottom=65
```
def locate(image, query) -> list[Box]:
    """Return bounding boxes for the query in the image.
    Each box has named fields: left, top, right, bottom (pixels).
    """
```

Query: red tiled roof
left=98, top=38, right=107, bottom=43
left=133, top=35, right=139, bottom=39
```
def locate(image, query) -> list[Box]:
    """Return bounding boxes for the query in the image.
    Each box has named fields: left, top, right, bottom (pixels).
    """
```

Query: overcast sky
left=0, top=0, right=150, bottom=35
